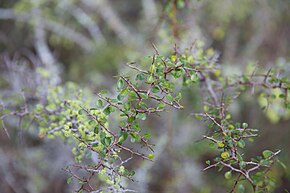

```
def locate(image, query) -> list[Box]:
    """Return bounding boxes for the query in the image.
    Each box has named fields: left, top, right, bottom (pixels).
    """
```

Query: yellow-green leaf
left=221, top=152, right=230, bottom=159
left=148, top=153, right=154, bottom=160
left=217, top=142, right=225, bottom=148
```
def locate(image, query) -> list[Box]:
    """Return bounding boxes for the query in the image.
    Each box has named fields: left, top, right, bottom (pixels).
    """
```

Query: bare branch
left=0, top=8, right=95, bottom=51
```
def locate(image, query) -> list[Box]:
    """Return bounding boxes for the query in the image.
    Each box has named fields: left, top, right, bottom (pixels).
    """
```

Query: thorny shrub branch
left=1, top=45, right=289, bottom=192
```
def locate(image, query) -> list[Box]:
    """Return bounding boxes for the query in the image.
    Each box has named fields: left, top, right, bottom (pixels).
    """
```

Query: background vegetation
left=0, top=0, right=290, bottom=192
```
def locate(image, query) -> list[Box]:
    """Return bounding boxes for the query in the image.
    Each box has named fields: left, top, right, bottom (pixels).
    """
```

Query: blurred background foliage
left=0, top=0, right=290, bottom=192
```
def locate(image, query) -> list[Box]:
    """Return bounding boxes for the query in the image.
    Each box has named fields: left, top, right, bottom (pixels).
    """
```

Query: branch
left=0, top=8, right=95, bottom=51
left=126, top=63, right=149, bottom=74
left=82, top=0, right=136, bottom=44
left=70, top=5, right=106, bottom=44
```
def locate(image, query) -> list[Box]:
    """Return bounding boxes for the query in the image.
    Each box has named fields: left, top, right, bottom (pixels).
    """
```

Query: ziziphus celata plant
left=3, top=44, right=289, bottom=193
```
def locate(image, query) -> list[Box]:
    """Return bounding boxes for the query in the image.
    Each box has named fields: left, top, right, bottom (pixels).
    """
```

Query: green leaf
left=152, top=86, right=160, bottom=93
left=132, top=121, right=141, bottom=131
left=218, top=164, right=224, bottom=172
left=128, top=170, right=135, bottom=176
left=103, top=107, right=111, bottom=115
left=140, top=93, right=148, bottom=100
left=117, top=79, right=124, bottom=90
left=139, top=101, right=147, bottom=108
left=224, top=171, right=232, bottom=180
left=120, top=88, right=128, bottom=95
left=79, top=181, right=85, bottom=185
left=100, top=131, right=106, bottom=140
left=120, top=121, right=126, bottom=127
left=228, top=124, right=234, bottom=130
left=117, top=93, right=125, bottom=101
left=206, top=160, right=211, bottom=165
left=147, top=75, right=154, bottom=83
left=221, top=152, right=230, bottom=159
left=195, top=115, right=203, bottom=120
left=172, top=69, right=182, bottom=78
left=94, top=126, right=99, bottom=134
left=100, top=90, right=108, bottom=95
left=237, top=140, right=246, bottom=148
left=157, top=102, right=166, bottom=109
left=105, top=137, right=112, bottom=146
left=136, top=73, right=146, bottom=81
left=260, top=159, right=270, bottom=166
left=171, top=55, right=177, bottom=62
left=78, top=109, right=85, bottom=115
left=166, top=94, right=174, bottom=102
left=237, top=153, right=243, bottom=162
left=148, top=153, right=154, bottom=160
left=209, top=142, right=215, bottom=148
left=279, top=94, right=285, bottom=98
left=67, top=177, right=73, bottom=184
left=149, top=64, right=155, bottom=73
left=235, top=123, right=241, bottom=128
left=239, top=161, right=246, bottom=169
left=203, top=105, right=209, bottom=112
left=229, top=159, right=237, bottom=165
left=242, top=122, right=248, bottom=128
left=129, top=91, right=138, bottom=99
left=118, top=132, right=128, bottom=144
left=226, top=114, right=231, bottom=120
left=99, top=150, right=106, bottom=158
left=262, top=150, right=273, bottom=159
left=110, top=99, right=118, bottom=103
left=237, top=184, right=245, bottom=193
left=136, top=113, right=146, bottom=120
left=143, top=132, right=151, bottom=140
left=101, top=138, right=106, bottom=146
left=190, top=73, right=198, bottom=82
left=96, top=99, right=103, bottom=108
left=124, top=103, right=131, bottom=111
left=130, top=133, right=141, bottom=143
left=128, top=116, right=134, bottom=123
left=175, top=92, right=182, bottom=102
left=217, top=141, right=225, bottom=148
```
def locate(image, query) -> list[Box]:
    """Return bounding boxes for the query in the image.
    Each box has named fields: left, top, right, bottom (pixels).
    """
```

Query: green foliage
left=32, top=45, right=290, bottom=192
left=2, top=44, right=290, bottom=192
left=1, top=0, right=290, bottom=192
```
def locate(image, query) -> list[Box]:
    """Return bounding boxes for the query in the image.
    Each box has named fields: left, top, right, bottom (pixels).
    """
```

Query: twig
left=117, top=144, right=151, bottom=161
left=229, top=173, right=242, bottom=193
left=125, top=63, right=149, bottom=74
